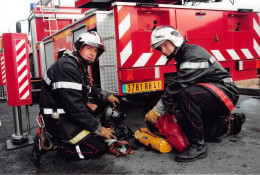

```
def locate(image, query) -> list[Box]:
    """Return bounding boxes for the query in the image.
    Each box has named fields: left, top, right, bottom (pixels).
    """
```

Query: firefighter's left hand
left=107, top=95, right=120, bottom=108
left=145, top=107, right=160, bottom=124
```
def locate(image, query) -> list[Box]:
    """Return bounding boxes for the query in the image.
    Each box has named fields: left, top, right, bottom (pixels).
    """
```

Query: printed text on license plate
left=122, top=81, right=162, bottom=94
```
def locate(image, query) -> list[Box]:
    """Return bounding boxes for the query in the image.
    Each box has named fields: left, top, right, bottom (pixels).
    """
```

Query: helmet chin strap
left=166, top=47, right=178, bottom=65
left=165, top=42, right=185, bottom=65
left=77, top=52, right=95, bottom=68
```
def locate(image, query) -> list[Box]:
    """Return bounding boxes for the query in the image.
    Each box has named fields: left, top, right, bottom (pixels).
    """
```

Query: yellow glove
left=144, top=107, right=160, bottom=124
left=107, top=95, right=120, bottom=108
left=100, top=127, right=117, bottom=139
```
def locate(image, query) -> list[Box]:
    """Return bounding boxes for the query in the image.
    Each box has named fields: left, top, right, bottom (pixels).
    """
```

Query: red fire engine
left=28, top=3, right=87, bottom=78
left=28, top=0, right=260, bottom=97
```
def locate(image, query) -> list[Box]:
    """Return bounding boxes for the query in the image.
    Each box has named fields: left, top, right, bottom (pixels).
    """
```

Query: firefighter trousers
left=176, top=85, right=229, bottom=142
left=62, top=134, right=108, bottom=160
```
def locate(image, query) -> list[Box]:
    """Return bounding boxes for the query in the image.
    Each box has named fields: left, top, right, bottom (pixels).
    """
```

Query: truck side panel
left=176, top=10, right=260, bottom=81
left=40, top=4, right=260, bottom=97
left=44, top=41, right=54, bottom=72
left=96, top=11, right=119, bottom=93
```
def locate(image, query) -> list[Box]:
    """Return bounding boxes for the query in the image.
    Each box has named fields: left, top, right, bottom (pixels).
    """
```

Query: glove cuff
left=99, top=90, right=111, bottom=101
left=94, top=123, right=102, bottom=136
left=155, top=98, right=166, bottom=116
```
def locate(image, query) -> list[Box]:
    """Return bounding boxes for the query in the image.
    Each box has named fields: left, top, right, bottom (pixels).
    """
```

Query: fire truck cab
left=28, top=3, right=87, bottom=78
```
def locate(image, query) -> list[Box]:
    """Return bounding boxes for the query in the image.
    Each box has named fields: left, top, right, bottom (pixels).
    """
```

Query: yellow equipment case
left=134, top=128, right=172, bottom=153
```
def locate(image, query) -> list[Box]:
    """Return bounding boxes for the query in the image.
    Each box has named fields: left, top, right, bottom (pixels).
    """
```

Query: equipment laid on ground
left=135, top=112, right=189, bottom=153
left=105, top=139, right=134, bottom=157
left=135, top=128, right=172, bottom=153
left=101, top=106, right=134, bottom=141
left=155, top=113, right=189, bottom=152
left=100, top=105, right=135, bottom=156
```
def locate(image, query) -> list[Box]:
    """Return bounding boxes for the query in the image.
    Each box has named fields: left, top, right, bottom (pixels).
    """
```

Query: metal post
left=253, top=73, right=260, bottom=99
left=13, top=106, right=23, bottom=137
left=0, top=86, right=4, bottom=100
left=6, top=106, right=34, bottom=150
left=0, top=85, right=7, bottom=101
left=25, top=105, right=31, bottom=135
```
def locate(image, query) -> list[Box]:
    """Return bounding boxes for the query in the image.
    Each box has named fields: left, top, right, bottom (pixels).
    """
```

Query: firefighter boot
left=175, top=139, right=207, bottom=162
left=227, top=113, right=246, bottom=135
left=30, top=136, right=46, bottom=168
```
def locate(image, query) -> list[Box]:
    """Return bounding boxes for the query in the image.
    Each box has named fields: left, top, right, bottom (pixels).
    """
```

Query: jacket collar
left=63, top=50, right=79, bottom=62
left=173, top=42, right=186, bottom=63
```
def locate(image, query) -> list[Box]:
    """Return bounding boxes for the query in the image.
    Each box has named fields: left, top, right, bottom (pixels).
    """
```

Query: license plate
left=122, top=81, right=162, bottom=94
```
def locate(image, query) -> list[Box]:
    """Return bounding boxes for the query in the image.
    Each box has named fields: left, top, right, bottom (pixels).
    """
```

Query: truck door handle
left=136, top=3, right=159, bottom=7
left=196, top=12, right=206, bottom=16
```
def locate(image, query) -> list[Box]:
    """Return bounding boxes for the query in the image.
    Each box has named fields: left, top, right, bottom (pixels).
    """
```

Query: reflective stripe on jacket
left=161, top=43, right=239, bottom=114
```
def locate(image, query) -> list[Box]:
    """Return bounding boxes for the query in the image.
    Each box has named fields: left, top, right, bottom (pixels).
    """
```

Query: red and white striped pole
left=2, top=33, right=34, bottom=150
left=0, top=53, right=6, bottom=101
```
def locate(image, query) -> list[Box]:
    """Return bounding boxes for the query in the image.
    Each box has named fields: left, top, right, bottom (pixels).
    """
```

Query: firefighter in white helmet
left=31, top=31, right=120, bottom=165
left=145, top=26, right=244, bottom=162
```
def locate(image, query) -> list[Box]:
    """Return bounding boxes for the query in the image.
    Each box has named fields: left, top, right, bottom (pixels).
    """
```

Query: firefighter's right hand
left=107, top=95, right=120, bottom=109
left=100, top=127, right=117, bottom=139
left=144, top=107, right=160, bottom=125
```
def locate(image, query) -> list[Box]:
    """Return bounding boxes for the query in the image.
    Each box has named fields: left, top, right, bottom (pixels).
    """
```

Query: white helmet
left=151, top=26, right=184, bottom=50
left=74, top=31, right=105, bottom=60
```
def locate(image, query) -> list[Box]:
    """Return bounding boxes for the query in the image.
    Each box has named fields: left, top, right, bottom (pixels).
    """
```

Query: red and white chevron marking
left=118, top=6, right=132, bottom=67
left=15, top=39, right=30, bottom=100
left=211, top=13, right=260, bottom=62
left=210, top=48, right=256, bottom=61
left=253, top=13, right=260, bottom=57
left=118, top=6, right=167, bottom=68
left=118, top=9, right=260, bottom=67
left=0, top=56, right=6, bottom=84
left=133, top=54, right=167, bottom=67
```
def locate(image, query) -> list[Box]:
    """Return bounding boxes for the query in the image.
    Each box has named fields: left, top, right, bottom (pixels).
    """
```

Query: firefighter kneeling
left=30, top=31, right=133, bottom=167
left=144, top=26, right=245, bottom=162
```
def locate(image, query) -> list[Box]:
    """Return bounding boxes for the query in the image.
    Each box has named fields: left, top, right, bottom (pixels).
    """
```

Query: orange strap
left=108, top=140, right=134, bottom=157
left=196, top=83, right=234, bottom=112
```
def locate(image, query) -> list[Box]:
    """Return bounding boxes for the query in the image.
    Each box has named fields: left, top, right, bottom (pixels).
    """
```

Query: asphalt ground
left=0, top=93, right=260, bottom=174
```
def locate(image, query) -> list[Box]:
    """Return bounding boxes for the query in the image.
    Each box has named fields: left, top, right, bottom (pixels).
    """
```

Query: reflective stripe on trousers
left=43, top=108, right=65, bottom=114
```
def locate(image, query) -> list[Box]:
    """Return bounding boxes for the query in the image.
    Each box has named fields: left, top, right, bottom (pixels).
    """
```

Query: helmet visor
left=151, top=39, right=166, bottom=50
left=84, top=42, right=105, bottom=51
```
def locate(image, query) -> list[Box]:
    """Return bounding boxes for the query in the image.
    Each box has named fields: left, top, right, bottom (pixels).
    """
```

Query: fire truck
left=28, top=0, right=260, bottom=99
left=27, top=2, right=88, bottom=78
